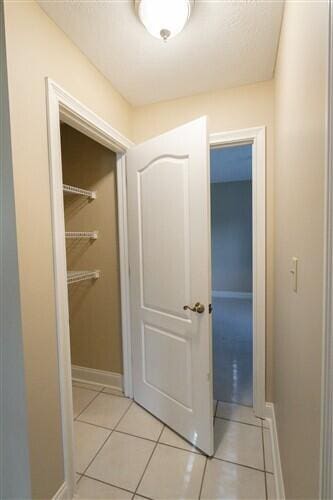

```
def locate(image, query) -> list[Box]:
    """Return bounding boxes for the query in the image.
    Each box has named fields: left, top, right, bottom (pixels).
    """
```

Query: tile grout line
left=80, top=428, right=114, bottom=478
left=76, top=418, right=157, bottom=442
left=76, top=393, right=133, bottom=428
left=109, top=398, right=134, bottom=432
left=212, top=455, right=267, bottom=474
left=214, top=415, right=263, bottom=428
left=76, top=393, right=262, bottom=435
left=218, top=400, right=254, bottom=409
left=75, top=472, right=83, bottom=485
left=81, top=473, right=142, bottom=498
left=154, top=440, right=202, bottom=456
left=75, top=418, right=113, bottom=431
left=76, top=413, right=203, bottom=455
left=261, top=421, right=268, bottom=500
left=133, top=424, right=165, bottom=498
left=76, top=394, right=269, bottom=496
left=77, top=412, right=267, bottom=472
left=77, top=400, right=134, bottom=480
left=198, top=456, right=208, bottom=500
left=72, top=382, right=105, bottom=394
left=74, top=390, right=102, bottom=421
left=102, top=388, right=127, bottom=398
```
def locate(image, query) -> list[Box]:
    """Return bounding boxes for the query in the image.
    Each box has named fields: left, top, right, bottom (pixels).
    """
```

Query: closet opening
left=46, top=78, right=133, bottom=498
left=59, top=122, right=125, bottom=475
left=210, top=143, right=253, bottom=408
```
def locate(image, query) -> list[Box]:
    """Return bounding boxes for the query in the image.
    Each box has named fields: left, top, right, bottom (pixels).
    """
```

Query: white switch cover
left=290, top=257, right=298, bottom=292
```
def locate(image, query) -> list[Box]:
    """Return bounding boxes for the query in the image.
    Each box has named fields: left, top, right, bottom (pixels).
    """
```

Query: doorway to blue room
left=210, top=143, right=253, bottom=406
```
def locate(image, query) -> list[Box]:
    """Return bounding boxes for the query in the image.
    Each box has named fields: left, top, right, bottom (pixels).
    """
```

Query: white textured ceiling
left=210, top=144, right=252, bottom=183
left=38, top=0, right=284, bottom=106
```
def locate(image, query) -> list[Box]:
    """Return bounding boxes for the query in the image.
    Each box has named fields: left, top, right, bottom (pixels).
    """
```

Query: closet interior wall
left=60, top=123, right=123, bottom=376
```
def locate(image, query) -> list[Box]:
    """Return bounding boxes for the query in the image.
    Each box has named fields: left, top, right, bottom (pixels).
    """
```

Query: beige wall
left=274, top=2, right=328, bottom=498
left=133, top=80, right=275, bottom=402
left=7, top=0, right=328, bottom=497
left=3, top=1, right=132, bottom=498
left=61, top=124, right=123, bottom=374
left=1, top=2, right=31, bottom=497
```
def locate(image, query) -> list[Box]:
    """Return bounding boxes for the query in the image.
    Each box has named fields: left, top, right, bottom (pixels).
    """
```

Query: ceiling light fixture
left=135, top=0, right=193, bottom=42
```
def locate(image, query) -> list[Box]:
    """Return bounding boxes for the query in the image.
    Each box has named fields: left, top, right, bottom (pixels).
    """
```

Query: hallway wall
left=3, top=1, right=133, bottom=498
left=1, top=2, right=31, bottom=497
left=273, top=1, right=328, bottom=497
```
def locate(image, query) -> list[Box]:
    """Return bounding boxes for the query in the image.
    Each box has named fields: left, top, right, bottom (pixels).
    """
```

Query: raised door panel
left=138, top=156, right=190, bottom=319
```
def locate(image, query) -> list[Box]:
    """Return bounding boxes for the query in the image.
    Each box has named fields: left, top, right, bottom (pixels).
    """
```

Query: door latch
left=183, top=302, right=205, bottom=314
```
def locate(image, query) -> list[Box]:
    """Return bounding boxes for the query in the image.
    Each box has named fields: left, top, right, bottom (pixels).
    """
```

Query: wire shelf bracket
left=67, top=270, right=100, bottom=285
left=63, top=184, right=96, bottom=199
left=65, top=231, right=98, bottom=240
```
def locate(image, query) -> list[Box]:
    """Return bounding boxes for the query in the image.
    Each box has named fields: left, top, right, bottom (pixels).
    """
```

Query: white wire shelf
left=67, top=270, right=100, bottom=285
left=63, top=184, right=96, bottom=199
left=65, top=231, right=98, bottom=240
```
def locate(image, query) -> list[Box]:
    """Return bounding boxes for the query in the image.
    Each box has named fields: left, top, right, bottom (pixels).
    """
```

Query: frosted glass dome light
left=135, top=0, right=193, bottom=42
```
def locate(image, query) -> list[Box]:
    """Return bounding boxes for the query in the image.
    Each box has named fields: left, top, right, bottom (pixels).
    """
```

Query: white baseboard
left=212, top=290, right=253, bottom=300
left=265, top=403, right=285, bottom=499
left=72, top=365, right=123, bottom=391
left=53, top=482, right=68, bottom=500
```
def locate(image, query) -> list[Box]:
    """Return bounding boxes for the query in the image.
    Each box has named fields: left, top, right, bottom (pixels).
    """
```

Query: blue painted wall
left=211, top=180, right=252, bottom=293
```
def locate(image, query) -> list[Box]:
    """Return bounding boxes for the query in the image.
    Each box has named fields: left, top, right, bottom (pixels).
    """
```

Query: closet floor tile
left=73, top=387, right=98, bottom=418
left=77, top=393, right=132, bottom=429
left=86, top=431, right=155, bottom=492
left=214, top=418, right=264, bottom=470
left=115, top=402, right=163, bottom=441
left=137, top=443, right=206, bottom=500
left=201, top=458, right=266, bottom=499
left=216, top=402, right=262, bottom=427
left=77, top=476, right=132, bottom=499
left=74, top=421, right=111, bottom=473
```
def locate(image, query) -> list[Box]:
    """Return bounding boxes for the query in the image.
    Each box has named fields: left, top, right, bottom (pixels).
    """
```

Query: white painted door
left=127, top=117, right=213, bottom=455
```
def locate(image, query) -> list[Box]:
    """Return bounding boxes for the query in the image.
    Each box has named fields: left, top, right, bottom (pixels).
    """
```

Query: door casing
left=46, top=78, right=134, bottom=499
left=47, top=77, right=267, bottom=498
left=210, top=127, right=266, bottom=418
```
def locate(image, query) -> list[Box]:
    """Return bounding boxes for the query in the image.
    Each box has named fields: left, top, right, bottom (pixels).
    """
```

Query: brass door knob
left=183, top=302, right=205, bottom=314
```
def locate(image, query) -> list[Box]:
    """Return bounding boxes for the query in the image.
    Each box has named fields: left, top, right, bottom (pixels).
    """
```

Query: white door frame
left=209, top=127, right=266, bottom=417
left=45, top=78, right=134, bottom=499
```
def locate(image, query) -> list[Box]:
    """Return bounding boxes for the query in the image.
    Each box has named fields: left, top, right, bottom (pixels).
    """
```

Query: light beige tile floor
left=214, top=418, right=264, bottom=470
left=216, top=401, right=263, bottom=427
left=72, top=386, right=99, bottom=418
left=74, top=421, right=110, bottom=473
left=116, top=402, right=164, bottom=441
left=78, top=393, right=132, bottom=429
left=73, top=386, right=277, bottom=499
